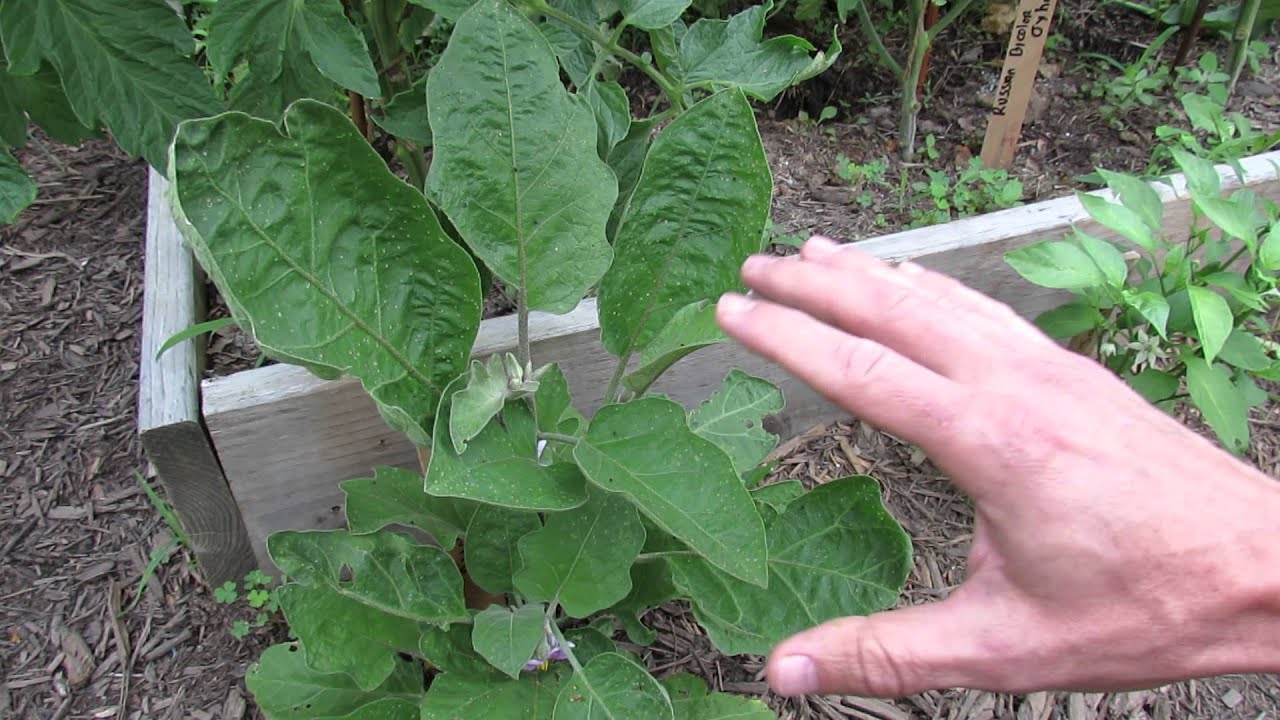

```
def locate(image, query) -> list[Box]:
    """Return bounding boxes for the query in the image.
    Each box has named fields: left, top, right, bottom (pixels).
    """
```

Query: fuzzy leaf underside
left=427, top=0, right=615, bottom=314
left=169, top=100, right=482, bottom=445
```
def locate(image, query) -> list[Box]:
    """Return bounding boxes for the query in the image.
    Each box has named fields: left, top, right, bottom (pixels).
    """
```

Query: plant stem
left=898, top=0, right=929, bottom=161
left=1171, top=0, right=1211, bottom=68
left=534, top=2, right=686, bottom=112
left=851, top=0, right=902, bottom=75
left=539, top=431, right=580, bottom=444
left=518, top=288, right=532, bottom=369
left=1226, top=0, right=1262, bottom=98
left=349, top=91, right=371, bottom=140
left=926, top=0, right=980, bottom=42
left=604, top=353, right=630, bottom=404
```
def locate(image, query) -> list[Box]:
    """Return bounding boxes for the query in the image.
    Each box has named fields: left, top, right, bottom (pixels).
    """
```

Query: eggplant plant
left=184, top=0, right=911, bottom=716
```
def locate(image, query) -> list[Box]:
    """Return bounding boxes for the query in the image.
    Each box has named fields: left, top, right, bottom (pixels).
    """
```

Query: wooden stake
left=979, top=0, right=1058, bottom=169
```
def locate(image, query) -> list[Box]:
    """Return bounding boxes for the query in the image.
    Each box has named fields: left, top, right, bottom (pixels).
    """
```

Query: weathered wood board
left=200, top=151, right=1280, bottom=569
left=137, top=169, right=255, bottom=586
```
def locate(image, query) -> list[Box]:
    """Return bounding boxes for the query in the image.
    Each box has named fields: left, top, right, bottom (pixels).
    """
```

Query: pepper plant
left=1006, top=149, right=1280, bottom=453
left=166, top=0, right=910, bottom=715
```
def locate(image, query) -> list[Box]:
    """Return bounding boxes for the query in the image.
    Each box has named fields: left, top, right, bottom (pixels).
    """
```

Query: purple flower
left=523, top=630, right=574, bottom=672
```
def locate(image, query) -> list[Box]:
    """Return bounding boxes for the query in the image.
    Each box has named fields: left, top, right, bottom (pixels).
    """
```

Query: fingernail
left=803, top=235, right=839, bottom=257
left=771, top=655, right=819, bottom=696
left=742, top=254, right=775, bottom=273
left=717, top=293, right=754, bottom=317
left=898, top=260, right=925, bottom=275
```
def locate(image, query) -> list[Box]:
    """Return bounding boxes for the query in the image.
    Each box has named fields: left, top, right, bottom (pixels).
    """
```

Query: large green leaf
left=668, top=476, right=911, bottom=656
left=689, top=370, right=783, bottom=475
left=270, top=531, right=468, bottom=686
left=605, top=117, right=654, bottom=241
left=0, top=0, right=220, bottom=169
left=598, top=89, right=770, bottom=358
left=662, top=674, right=774, bottom=720
left=247, top=643, right=422, bottom=720
left=374, top=74, right=431, bottom=146
left=611, top=561, right=676, bottom=645
left=621, top=0, right=693, bottom=30
left=465, top=504, right=542, bottom=595
left=1005, top=240, right=1108, bottom=290
left=1187, top=285, right=1234, bottom=364
left=170, top=100, right=482, bottom=445
left=553, top=653, right=673, bottom=720
left=0, top=147, right=35, bottom=223
left=426, top=377, right=590, bottom=510
left=622, top=300, right=729, bottom=394
left=0, top=63, right=98, bottom=146
left=586, top=81, right=631, bottom=158
left=421, top=665, right=570, bottom=719
left=472, top=603, right=548, bottom=679
left=1185, top=356, right=1249, bottom=452
left=341, top=466, right=467, bottom=546
left=675, top=4, right=841, bottom=102
left=573, top=397, right=768, bottom=586
left=207, top=0, right=379, bottom=118
left=514, top=488, right=646, bottom=617
left=426, top=0, right=615, bottom=314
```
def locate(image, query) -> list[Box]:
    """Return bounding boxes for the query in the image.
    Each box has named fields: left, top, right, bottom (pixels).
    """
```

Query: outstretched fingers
left=716, top=292, right=966, bottom=456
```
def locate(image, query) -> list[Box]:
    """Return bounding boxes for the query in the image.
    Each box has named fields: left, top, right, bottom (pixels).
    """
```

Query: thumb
left=766, top=597, right=1005, bottom=698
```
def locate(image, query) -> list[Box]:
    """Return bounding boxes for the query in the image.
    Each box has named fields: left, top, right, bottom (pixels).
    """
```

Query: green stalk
left=1226, top=0, right=1262, bottom=98
left=850, top=0, right=902, bottom=75
left=532, top=0, right=686, bottom=112
left=364, top=0, right=428, bottom=188
left=898, top=0, right=928, bottom=161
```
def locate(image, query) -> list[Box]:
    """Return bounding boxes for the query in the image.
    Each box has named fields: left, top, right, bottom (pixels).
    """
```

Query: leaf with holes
left=668, top=476, right=911, bottom=656
left=573, top=397, right=767, bottom=586
left=689, top=370, right=783, bottom=476
left=598, top=89, right=770, bottom=358
left=514, top=489, right=645, bottom=617
left=426, top=0, right=615, bottom=313
left=247, top=643, right=422, bottom=720
left=268, top=529, right=467, bottom=688
left=170, top=100, right=482, bottom=445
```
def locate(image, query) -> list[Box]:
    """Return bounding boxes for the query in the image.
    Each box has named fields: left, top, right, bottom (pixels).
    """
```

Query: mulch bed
left=2, top=5, right=1279, bottom=718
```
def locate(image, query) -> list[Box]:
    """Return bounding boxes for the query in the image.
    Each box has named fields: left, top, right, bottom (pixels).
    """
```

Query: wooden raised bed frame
left=138, top=151, right=1280, bottom=582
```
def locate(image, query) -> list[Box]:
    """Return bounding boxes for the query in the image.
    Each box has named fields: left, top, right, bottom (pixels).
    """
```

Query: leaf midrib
left=195, top=151, right=437, bottom=393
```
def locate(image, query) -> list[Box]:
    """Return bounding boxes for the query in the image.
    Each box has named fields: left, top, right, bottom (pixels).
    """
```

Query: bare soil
left=2, top=5, right=1279, bottom=718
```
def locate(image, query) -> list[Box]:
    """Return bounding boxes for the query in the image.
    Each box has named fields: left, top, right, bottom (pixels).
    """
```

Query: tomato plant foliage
left=6, top=0, right=911, bottom=715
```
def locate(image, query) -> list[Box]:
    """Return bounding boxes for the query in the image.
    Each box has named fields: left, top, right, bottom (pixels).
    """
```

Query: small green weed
left=215, top=569, right=282, bottom=639
left=125, top=471, right=190, bottom=614
left=909, top=158, right=1023, bottom=226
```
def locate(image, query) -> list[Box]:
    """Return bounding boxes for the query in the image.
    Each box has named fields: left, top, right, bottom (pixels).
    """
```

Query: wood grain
left=138, top=169, right=254, bottom=585
left=202, top=151, right=1280, bottom=569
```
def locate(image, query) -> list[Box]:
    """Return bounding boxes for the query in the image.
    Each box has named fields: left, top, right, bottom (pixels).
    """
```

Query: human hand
left=715, top=236, right=1280, bottom=699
